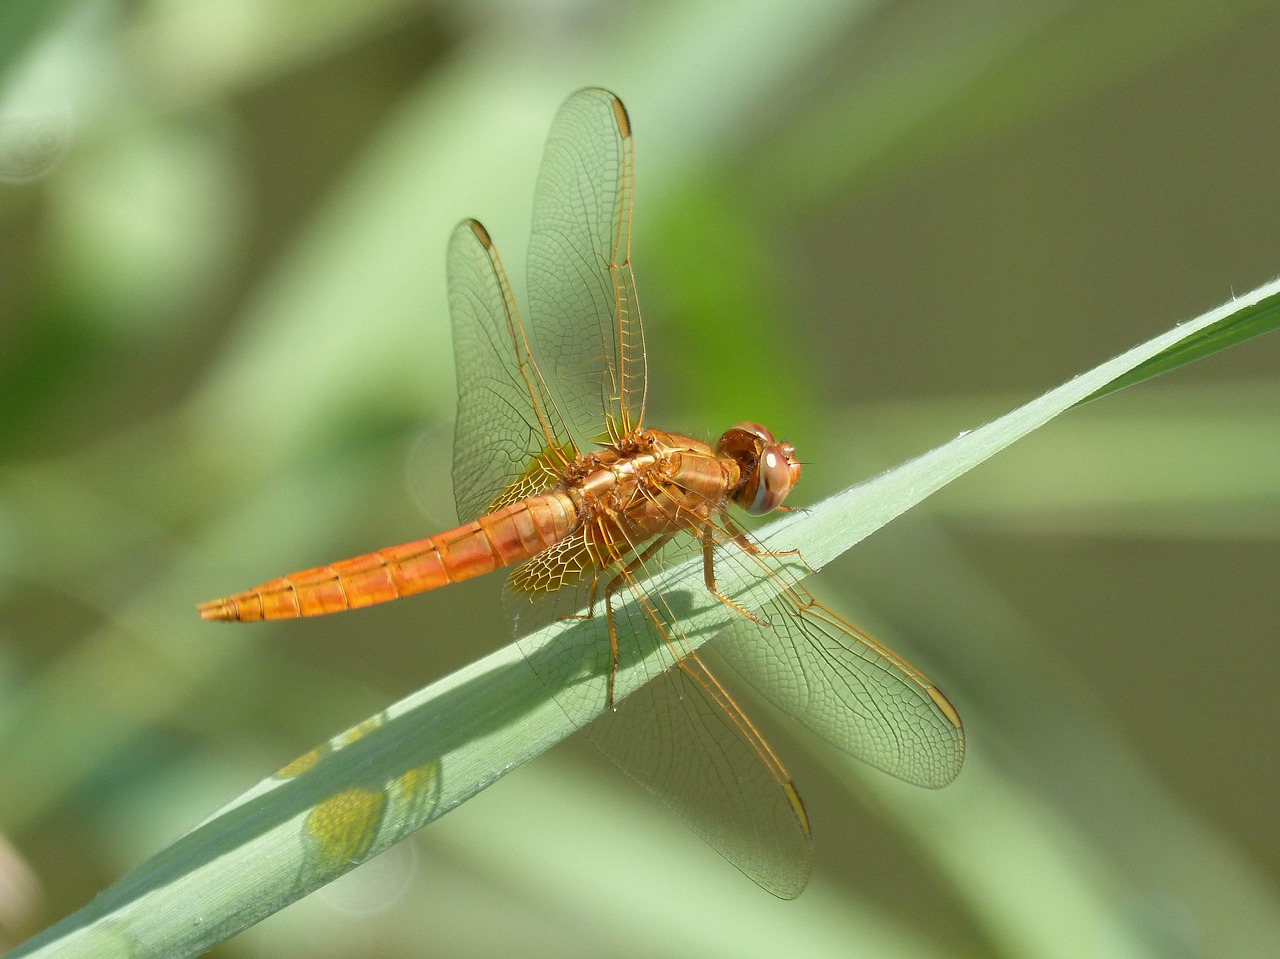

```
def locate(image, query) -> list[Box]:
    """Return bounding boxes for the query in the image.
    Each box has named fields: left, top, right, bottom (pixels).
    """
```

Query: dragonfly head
left=717, top=422, right=802, bottom=516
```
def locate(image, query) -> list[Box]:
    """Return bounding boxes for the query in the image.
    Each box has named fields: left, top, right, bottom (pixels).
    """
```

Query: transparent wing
left=714, top=554, right=965, bottom=790
left=515, top=522, right=813, bottom=899
left=586, top=652, right=813, bottom=899
left=450, top=87, right=643, bottom=521
left=448, top=219, right=574, bottom=522
left=528, top=87, right=645, bottom=446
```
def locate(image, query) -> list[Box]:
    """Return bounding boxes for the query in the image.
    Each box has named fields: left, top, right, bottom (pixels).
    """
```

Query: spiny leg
left=699, top=523, right=771, bottom=627
left=719, top=513, right=812, bottom=571
left=561, top=567, right=603, bottom=621
left=599, top=529, right=679, bottom=707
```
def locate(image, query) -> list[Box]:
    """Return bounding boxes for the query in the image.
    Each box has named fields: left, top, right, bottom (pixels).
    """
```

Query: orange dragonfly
left=199, top=88, right=963, bottom=897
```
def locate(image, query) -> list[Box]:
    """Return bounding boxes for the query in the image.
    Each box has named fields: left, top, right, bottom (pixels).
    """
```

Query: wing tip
left=466, top=218, right=492, bottom=248
left=928, top=684, right=964, bottom=731
left=610, top=95, right=631, bottom=139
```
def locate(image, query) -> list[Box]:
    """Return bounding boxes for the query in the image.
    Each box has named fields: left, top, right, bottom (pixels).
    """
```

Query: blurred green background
left=2, top=0, right=1279, bottom=956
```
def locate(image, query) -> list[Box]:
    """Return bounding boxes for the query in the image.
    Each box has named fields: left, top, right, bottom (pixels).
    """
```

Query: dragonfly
left=199, top=88, right=964, bottom=898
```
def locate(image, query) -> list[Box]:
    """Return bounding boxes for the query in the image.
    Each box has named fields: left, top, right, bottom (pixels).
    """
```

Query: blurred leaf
left=0, top=0, right=67, bottom=86
left=759, top=0, right=1276, bottom=211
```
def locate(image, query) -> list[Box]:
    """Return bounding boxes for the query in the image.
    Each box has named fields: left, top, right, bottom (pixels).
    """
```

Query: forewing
left=716, top=582, right=965, bottom=789
left=448, top=219, right=574, bottom=522
left=527, top=87, right=646, bottom=446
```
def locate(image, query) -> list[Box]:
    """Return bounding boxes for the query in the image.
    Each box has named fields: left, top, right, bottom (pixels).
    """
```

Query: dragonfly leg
left=720, top=514, right=814, bottom=572
left=599, top=530, right=679, bottom=707
left=700, top=527, right=771, bottom=627
left=559, top=569, right=602, bottom=621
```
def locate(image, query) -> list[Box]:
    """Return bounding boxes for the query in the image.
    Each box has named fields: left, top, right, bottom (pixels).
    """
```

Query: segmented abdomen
left=198, top=493, right=578, bottom=621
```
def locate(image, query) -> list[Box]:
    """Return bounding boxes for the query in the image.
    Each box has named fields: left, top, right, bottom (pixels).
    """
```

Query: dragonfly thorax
left=716, top=422, right=802, bottom=516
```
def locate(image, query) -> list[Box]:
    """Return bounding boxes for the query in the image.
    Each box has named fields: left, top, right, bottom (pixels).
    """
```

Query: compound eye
left=745, top=443, right=798, bottom=515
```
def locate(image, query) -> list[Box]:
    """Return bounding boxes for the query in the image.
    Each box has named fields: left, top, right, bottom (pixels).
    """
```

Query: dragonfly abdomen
left=198, top=492, right=579, bottom=621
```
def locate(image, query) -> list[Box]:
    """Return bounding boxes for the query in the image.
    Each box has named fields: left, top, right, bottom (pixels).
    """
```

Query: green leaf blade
left=1077, top=284, right=1280, bottom=405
